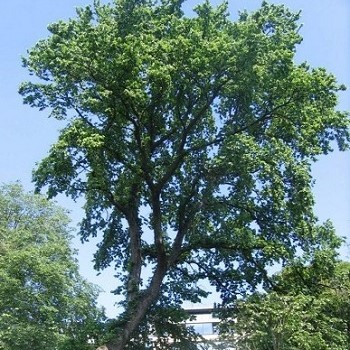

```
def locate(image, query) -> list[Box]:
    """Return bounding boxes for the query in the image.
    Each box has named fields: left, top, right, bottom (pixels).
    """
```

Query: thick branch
left=189, top=95, right=296, bottom=153
left=155, top=90, right=222, bottom=192
left=125, top=205, right=142, bottom=304
left=104, top=256, right=168, bottom=350
left=169, top=174, right=202, bottom=265
left=150, top=191, right=167, bottom=263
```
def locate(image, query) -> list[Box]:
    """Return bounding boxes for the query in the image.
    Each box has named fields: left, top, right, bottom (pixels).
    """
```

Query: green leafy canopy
left=222, top=259, right=350, bottom=350
left=20, top=0, right=349, bottom=348
left=0, top=183, right=105, bottom=350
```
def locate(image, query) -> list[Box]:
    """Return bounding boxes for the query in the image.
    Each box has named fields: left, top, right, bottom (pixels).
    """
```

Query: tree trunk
left=126, top=208, right=142, bottom=304
left=98, top=261, right=167, bottom=350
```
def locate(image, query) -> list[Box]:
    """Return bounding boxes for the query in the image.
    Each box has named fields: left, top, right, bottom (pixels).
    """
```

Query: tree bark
left=125, top=207, right=142, bottom=304
left=101, top=261, right=168, bottom=350
left=97, top=192, right=169, bottom=350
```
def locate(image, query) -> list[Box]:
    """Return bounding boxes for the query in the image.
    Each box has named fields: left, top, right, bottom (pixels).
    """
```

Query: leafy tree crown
left=20, top=0, right=349, bottom=348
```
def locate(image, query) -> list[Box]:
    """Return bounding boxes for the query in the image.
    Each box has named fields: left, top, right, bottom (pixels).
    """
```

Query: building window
left=188, top=323, right=214, bottom=335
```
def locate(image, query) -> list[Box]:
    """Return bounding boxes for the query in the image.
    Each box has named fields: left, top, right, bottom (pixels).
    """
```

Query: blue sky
left=1, top=0, right=349, bottom=317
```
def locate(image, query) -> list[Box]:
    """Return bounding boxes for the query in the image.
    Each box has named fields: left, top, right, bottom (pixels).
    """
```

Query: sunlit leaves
left=0, top=184, right=104, bottom=350
left=223, top=260, right=350, bottom=350
left=20, top=0, right=349, bottom=347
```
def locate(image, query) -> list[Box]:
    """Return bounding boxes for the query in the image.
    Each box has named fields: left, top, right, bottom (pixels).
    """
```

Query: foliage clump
left=0, top=183, right=105, bottom=350
left=20, top=0, right=349, bottom=348
left=220, top=255, right=350, bottom=350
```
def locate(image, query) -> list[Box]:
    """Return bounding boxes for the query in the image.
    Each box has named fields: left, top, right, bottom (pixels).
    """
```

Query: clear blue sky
left=1, top=0, right=349, bottom=317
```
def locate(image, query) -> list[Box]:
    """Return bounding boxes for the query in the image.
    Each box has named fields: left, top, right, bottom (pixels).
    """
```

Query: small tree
left=20, top=1, right=349, bottom=349
left=0, top=183, right=105, bottom=350
left=221, top=250, right=350, bottom=350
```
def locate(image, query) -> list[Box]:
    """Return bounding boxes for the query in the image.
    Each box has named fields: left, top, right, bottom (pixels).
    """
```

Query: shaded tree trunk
left=99, top=261, right=168, bottom=350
